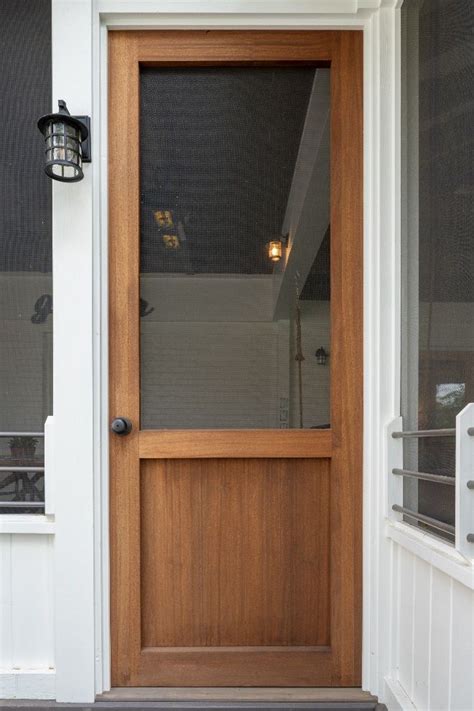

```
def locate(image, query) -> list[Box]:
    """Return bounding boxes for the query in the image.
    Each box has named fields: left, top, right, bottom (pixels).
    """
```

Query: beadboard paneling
left=0, top=534, right=54, bottom=671
left=393, top=541, right=474, bottom=711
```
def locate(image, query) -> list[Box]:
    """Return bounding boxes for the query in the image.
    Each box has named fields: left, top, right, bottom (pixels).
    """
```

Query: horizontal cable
left=392, top=504, right=455, bottom=536
left=0, top=467, right=44, bottom=472
left=392, top=468, right=455, bottom=486
left=0, top=501, right=44, bottom=508
left=0, top=432, right=44, bottom=438
left=392, top=428, right=455, bottom=439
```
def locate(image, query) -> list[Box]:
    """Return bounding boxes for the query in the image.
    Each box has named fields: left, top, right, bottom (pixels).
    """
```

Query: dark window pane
left=401, top=0, right=474, bottom=539
left=139, top=67, right=331, bottom=429
left=0, top=0, right=52, bottom=513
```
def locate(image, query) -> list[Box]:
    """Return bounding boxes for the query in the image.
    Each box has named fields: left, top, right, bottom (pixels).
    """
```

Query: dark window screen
left=139, top=67, right=331, bottom=429
left=401, top=0, right=474, bottom=539
left=0, top=0, right=52, bottom=513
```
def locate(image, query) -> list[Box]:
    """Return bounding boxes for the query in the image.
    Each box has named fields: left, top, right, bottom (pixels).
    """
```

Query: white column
left=52, top=0, right=95, bottom=702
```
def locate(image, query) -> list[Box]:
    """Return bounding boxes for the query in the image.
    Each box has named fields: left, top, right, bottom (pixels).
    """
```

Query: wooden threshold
left=99, top=688, right=377, bottom=703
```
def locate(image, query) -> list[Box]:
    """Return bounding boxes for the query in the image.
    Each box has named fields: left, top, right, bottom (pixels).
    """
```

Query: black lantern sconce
left=37, top=100, right=91, bottom=182
left=315, top=347, right=329, bottom=365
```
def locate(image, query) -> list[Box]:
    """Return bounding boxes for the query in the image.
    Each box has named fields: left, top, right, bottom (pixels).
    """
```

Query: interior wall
left=290, top=301, right=330, bottom=429
left=0, top=274, right=53, bottom=446
left=140, top=275, right=330, bottom=429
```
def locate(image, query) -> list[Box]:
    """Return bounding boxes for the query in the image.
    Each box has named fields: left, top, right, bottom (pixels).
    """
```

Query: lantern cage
left=37, top=100, right=91, bottom=182
left=315, top=347, right=328, bottom=365
left=267, top=238, right=283, bottom=262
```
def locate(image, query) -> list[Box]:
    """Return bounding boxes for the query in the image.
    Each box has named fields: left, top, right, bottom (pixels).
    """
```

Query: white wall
left=384, top=541, right=474, bottom=711
left=0, top=534, right=54, bottom=699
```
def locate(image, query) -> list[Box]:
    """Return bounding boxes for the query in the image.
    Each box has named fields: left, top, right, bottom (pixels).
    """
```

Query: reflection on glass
left=140, top=67, right=330, bottom=429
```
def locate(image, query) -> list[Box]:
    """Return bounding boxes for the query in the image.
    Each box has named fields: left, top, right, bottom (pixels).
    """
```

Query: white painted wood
left=0, top=671, right=55, bottom=701
left=0, top=535, right=13, bottom=669
left=428, top=568, right=452, bottom=710
left=44, top=416, right=54, bottom=516
left=0, top=534, right=54, bottom=696
left=399, top=0, right=420, bottom=513
left=397, top=547, right=415, bottom=700
left=52, top=0, right=95, bottom=703
left=362, top=4, right=402, bottom=703
left=11, top=536, right=54, bottom=670
left=383, top=676, right=416, bottom=711
left=96, top=0, right=383, bottom=17
left=412, top=557, right=430, bottom=711
left=387, top=544, right=474, bottom=711
left=386, top=519, right=474, bottom=591
left=0, top=517, right=54, bottom=535
left=449, top=580, right=474, bottom=711
left=386, top=417, right=403, bottom=521
left=456, top=403, right=474, bottom=561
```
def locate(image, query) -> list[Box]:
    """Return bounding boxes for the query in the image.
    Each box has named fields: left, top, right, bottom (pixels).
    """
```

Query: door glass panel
left=140, top=67, right=330, bottom=429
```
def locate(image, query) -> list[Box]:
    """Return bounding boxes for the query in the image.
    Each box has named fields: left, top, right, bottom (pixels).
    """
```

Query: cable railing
left=389, top=412, right=474, bottom=551
left=0, top=432, right=45, bottom=513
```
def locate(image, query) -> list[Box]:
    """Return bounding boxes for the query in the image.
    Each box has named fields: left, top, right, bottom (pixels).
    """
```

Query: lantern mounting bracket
left=76, top=116, right=91, bottom=162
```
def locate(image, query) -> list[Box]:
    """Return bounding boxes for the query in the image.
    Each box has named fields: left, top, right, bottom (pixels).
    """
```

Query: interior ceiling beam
left=273, top=69, right=330, bottom=320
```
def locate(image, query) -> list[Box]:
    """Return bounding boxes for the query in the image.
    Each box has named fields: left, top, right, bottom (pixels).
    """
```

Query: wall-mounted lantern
left=267, top=234, right=289, bottom=263
left=267, top=239, right=283, bottom=262
left=37, top=100, right=91, bottom=182
left=315, top=347, right=329, bottom=365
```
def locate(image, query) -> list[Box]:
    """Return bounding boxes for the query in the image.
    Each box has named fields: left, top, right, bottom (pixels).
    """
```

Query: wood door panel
left=140, top=458, right=330, bottom=648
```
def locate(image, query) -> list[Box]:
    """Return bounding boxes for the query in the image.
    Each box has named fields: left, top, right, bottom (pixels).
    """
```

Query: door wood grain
left=109, top=30, right=363, bottom=687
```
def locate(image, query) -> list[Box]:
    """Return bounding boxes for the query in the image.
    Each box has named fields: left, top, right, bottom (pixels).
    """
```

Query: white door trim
left=52, top=0, right=401, bottom=702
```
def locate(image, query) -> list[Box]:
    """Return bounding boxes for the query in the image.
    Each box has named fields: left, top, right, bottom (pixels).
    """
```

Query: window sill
left=0, top=514, right=55, bottom=535
left=385, top=518, right=474, bottom=590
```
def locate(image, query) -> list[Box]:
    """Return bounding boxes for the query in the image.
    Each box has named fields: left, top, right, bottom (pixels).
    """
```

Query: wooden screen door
left=109, top=30, right=362, bottom=687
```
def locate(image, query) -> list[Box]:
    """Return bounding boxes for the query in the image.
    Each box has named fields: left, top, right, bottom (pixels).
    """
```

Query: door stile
left=328, top=30, right=363, bottom=684
left=109, top=31, right=142, bottom=684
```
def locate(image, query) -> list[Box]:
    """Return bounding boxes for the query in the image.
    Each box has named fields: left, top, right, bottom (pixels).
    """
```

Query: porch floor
left=0, top=687, right=386, bottom=711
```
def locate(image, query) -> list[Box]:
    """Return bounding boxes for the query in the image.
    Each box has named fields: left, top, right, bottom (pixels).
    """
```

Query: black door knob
left=111, top=417, right=132, bottom=435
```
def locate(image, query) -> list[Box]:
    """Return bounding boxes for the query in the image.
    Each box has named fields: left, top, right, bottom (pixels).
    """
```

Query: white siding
left=0, top=534, right=54, bottom=688
left=389, top=542, right=474, bottom=711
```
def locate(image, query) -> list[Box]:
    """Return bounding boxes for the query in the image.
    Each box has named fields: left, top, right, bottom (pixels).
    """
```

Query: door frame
left=50, top=0, right=401, bottom=702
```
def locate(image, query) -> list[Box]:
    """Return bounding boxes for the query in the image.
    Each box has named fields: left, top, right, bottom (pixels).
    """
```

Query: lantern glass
left=315, top=347, right=328, bottom=365
left=268, top=239, right=283, bottom=262
left=38, top=101, right=88, bottom=183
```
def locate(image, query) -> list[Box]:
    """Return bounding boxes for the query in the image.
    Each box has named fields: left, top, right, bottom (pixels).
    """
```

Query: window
left=0, top=0, right=52, bottom=513
left=401, top=0, right=474, bottom=540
